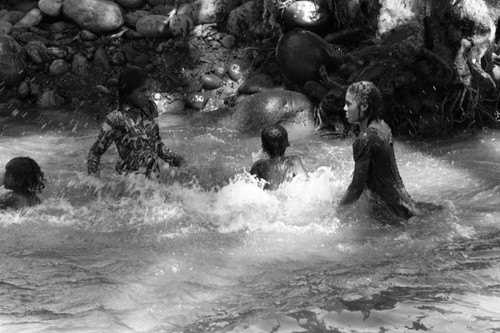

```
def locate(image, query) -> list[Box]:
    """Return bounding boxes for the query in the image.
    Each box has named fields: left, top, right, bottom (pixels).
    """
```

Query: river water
left=1, top=108, right=500, bottom=333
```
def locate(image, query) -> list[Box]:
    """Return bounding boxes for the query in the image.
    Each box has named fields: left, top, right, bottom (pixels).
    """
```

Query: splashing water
left=1, top=112, right=500, bottom=332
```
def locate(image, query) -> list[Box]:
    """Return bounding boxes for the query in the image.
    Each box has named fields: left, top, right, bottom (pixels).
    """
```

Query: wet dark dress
left=353, top=126, right=419, bottom=220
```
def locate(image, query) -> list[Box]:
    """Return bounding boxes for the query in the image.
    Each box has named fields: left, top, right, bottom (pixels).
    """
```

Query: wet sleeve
left=353, top=132, right=373, bottom=163
left=87, top=116, right=117, bottom=175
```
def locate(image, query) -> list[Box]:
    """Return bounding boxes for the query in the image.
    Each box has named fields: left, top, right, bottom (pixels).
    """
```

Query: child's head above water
left=3, top=157, right=45, bottom=195
left=261, top=124, right=290, bottom=157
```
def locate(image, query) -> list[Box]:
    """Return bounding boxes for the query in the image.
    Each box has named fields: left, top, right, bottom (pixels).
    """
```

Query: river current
left=1, top=108, right=499, bottom=332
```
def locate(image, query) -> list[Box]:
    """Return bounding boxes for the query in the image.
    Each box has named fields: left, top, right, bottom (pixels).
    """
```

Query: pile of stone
left=0, top=0, right=269, bottom=111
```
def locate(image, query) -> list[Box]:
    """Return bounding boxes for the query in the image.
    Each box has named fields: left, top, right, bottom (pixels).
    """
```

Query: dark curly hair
left=261, top=124, right=290, bottom=157
left=5, top=157, right=45, bottom=194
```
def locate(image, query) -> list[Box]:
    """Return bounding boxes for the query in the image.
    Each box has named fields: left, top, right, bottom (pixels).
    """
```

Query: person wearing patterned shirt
left=87, top=67, right=183, bottom=178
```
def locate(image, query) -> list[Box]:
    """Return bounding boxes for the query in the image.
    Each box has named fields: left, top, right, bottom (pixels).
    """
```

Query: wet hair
left=118, top=66, right=148, bottom=107
left=261, top=125, right=290, bottom=157
left=346, top=81, right=383, bottom=125
left=5, top=157, right=45, bottom=194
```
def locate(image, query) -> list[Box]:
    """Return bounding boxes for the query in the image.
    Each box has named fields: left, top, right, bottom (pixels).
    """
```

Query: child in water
left=87, top=66, right=183, bottom=178
left=339, top=81, right=440, bottom=223
left=0, top=157, right=45, bottom=209
left=250, top=124, right=308, bottom=190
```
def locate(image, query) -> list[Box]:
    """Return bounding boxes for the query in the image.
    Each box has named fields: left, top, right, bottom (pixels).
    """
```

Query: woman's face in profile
left=344, top=92, right=366, bottom=124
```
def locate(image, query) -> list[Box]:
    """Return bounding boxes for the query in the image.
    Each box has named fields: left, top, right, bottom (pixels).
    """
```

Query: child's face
left=129, top=79, right=152, bottom=109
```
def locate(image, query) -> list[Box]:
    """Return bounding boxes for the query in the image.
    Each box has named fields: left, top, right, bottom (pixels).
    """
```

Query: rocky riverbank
left=1, top=0, right=500, bottom=137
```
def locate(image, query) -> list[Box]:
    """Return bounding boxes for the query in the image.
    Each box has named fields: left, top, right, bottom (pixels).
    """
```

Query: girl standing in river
left=339, top=81, right=440, bottom=223
left=87, top=67, right=183, bottom=178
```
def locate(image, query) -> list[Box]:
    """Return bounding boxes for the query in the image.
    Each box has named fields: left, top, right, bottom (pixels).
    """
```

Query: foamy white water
left=1, top=110, right=500, bottom=332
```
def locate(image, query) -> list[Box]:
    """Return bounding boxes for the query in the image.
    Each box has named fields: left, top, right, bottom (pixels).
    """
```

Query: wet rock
left=136, top=15, right=171, bottom=38
left=0, top=35, right=27, bottom=86
left=238, top=73, right=273, bottom=95
left=213, top=63, right=226, bottom=77
left=72, top=53, right=90, bottom=76
left=95, top=85, right=112, bottom=95
left=37, top=90, right=65, bottom=108
left=227, top=61, right=245, bottom=81
left=17, top=32, right=50, bottom=44
left=169, top=14, right=193, bottom=37
left=124, top=29, right=143, bottom=39
left=38, top=0, right=63, bottom=17
left=185, top=91, right=210, bottom=110
left=131, top=53, right=152, bottom=68
left=227, top=90, right=314, bottom=132
left=221, top=34, right=236, bottom=49
left=25, top=40, right=52, bottom=64
left=48, top=21, right=68, bottom=33
left=226, top=1, right=254, bottom=37
left=93, top=47, right=112, bottom=71
left=1, top=11, right=25, bottom=25
left=114, top=0, right=147, bottom=9
left=62, top=0, right=124, bottom=33
left=81, top=29, right=99, bottom=41
left=13, top=8, right=44, bottom=29
left=48, top=46, right=67, bottom=59
left=201, top=74, right=223, bottom=90
left=17, top=81, right=30, bottom=99
left=0, top=20, right=12, bottom=34
left=125, top=10, right=149, bottom=27
left=282, top=1, right=331, bottom=34
left=276, top=29, right=341, bottom=87
left=49, top=59, right=69, bottom=75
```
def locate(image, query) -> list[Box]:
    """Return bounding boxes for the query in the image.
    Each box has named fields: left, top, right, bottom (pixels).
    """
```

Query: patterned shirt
left=87, top=100, right=180, bottom=177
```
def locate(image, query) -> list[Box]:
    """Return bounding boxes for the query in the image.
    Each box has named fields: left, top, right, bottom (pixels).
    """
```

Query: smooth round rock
left=276, top=29, right=341, bottom=87
left=282, top=1, right=331, bottom=34
left=213, top=63, right=226, bottom=77
left=185, top=92, right=210, bottom=110
left=227, top=61, right=244, bottom=81
left=201, top=74, right=223, bottom=90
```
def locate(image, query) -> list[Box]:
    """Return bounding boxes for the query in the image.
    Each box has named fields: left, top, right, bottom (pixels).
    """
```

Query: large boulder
left=62, top=0, right=124, bottom=33
left=0, top=35, right=27, bottom=87
left=276, top=29, right=341, bottom=87
left=227, top=90, right=315, bottom=132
